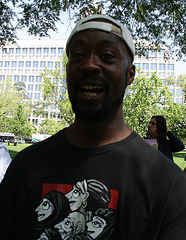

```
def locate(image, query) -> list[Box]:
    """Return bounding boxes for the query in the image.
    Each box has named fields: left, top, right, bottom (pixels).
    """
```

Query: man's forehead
left=66, top=14, right=135, bottom=60
left=69, top=30, right=122, bottom=46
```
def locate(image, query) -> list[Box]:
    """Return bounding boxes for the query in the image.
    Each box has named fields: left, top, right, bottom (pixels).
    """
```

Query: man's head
left=66, top=14, right=135, bottom=122
left=66, top=15, right=135, bottom=62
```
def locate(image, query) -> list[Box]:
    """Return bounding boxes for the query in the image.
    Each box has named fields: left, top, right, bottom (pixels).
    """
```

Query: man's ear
left=127, top=64, right=135, bottom=86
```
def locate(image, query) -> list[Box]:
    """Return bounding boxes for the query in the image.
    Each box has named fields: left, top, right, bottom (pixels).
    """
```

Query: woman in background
left=147, top=115, right=184, bottom=161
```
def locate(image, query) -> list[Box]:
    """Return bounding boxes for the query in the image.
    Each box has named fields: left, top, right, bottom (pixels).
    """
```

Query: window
left=159, top=49, right=165, bottom=55
left=0, top=61, right=3, bottom=67
left=35, top=84, right=40, bottom=91
left=16, top=48, right=21, bottom=54
left=142, top=63, right=149, bottom=70
left=26, top=61, right=31, bottom=67
left=167, top=64, right=174, bottom=71
left=19, top=61, right=24, bottom=67
left=150, top=50, right=157, bottom=55
left=33, top=61, right=38, bottom=68
left=2, top=48, right=7, bottom=54
left=169, top=89, right=175, bottom=96
left=176, top=89, right=181, bottom=96
left=23, top=48, right=28, bottom=54
left=48, top=61, right=53, bottom=68
left=40, top=61, right=46, bottom=68
left=44, top=48, right=49, bottom=54
left=36, top=48, right=42, bottom=54
left=5, top=61, right=10, bottom=67
left=134, top=63, right=141, bottom=69
left=11, top=61, right=17, bottom=67
left=29, top=76, right=34, bottom=82
left=58, top=48, right=64, bottom=54
left=0, top=75, right=5, bottom=81
left=36, top=76, right=42, bottom=82
left=9, top=48, right=14, bottom=54
left=21, top=76, right=27, bottom=82
left=29, top=48, right=35, bottom=54
left=159, top=64, right=165, bottom=70
left=28, top=84, right=34, bottom=90
left=51, top=48, right=56, bottom=54
left=55, top=61, right=61, bottom=68
left=14, top=75, right=19, bottom=82
left=150, top=63, right=157, bottom=70
left=34, top=93, right=40, bottom=99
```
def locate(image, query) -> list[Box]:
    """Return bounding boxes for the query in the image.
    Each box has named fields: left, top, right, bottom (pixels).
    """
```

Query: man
left=147, top=115, right=184, bottom=160
left=0, top=15, right=186, bottom=240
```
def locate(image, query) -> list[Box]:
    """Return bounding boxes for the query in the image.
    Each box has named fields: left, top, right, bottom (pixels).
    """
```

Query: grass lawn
left=5, top=143, right=186, bottom=171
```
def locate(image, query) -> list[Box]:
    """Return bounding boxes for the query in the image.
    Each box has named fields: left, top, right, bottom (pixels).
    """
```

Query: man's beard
left=68, top=73, right=125, bottom=122
left=71, top=93, right=124, bottom=122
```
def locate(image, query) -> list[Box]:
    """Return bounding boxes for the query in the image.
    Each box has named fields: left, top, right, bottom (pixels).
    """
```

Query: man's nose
left=80, top=54, right=100, bottom=73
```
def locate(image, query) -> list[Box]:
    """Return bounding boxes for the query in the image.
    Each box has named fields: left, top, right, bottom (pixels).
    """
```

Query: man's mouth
left=80, top=85, right=104, bottom=97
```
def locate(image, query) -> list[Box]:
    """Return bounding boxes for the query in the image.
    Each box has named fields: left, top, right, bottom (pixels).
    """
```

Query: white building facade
left=0, top=39, right=184, bottom=128
left=134, top=47, right=184, bottom=104
left=0, top=39, right=66, bottom=126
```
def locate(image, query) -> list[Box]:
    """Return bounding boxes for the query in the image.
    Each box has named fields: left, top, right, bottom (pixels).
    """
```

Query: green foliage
left=39, top=118, right=64, bottom=135
left=10, top=103, right=33, bottom=137
left=0, top=78, right=23, bottom=131
left=123, top=71, right=185, bottom=139
left=1, top=0, right=185, bottom=59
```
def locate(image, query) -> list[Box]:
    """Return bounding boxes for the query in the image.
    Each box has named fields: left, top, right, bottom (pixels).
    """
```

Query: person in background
left=147, top=115, right=184, bottom=161
left=0, top=141, right=12, bottom=183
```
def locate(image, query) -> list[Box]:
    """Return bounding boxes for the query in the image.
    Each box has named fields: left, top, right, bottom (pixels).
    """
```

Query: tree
left=0, top=78, right=23, bottom=132
left=10, top=103, right=33, bottom=138
left=123, top=71, right=186, bottom=139
left=39, top=118, right=64, bottom=135
left=1, top=0, right=185, bottom=59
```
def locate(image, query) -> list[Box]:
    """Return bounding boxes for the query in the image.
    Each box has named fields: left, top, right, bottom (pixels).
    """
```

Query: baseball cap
left=66, top=14, right=135, bottom=60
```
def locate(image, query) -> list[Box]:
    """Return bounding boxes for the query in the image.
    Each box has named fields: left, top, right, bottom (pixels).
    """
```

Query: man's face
left=148, top=117, right=158, bottom=138
left=66, top=29, right=134, bottom=122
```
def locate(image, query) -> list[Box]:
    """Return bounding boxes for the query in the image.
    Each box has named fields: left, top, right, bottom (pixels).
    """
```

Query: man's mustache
left=75, top=73, right=108, bottom=85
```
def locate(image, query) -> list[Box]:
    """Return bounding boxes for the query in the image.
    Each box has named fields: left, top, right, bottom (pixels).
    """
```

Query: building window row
left=1, top=47, right=64, bottom=55
left=0, top=75, right=42, bottom=82
left=134, top=63, right=174, bottom=71
left=0, top=61, right=62, bottom=69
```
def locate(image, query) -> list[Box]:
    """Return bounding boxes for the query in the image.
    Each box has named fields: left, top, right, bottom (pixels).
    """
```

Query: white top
left=0, top=143, right=12, bottom=182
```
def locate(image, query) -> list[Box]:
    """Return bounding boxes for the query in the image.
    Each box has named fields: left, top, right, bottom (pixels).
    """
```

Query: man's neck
left=65, top=108, right=132, bottom=148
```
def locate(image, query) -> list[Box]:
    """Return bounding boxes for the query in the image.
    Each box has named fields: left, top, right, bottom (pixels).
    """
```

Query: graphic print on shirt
left=34, top=179, right=119, bottom=240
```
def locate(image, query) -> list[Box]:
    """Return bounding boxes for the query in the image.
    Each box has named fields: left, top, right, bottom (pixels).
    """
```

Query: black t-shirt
left=0, top=130, right=186, bottom=240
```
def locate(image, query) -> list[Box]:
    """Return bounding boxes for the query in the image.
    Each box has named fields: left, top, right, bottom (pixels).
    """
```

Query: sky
left=16, top=15, right=186, bottom=76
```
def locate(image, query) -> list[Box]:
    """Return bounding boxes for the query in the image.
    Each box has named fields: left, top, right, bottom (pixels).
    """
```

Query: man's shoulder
left=14, top=129, right=66, bottom=160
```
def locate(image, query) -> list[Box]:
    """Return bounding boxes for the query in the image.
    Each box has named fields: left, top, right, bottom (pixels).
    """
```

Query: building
left=0, top=39, right=66, bottom=127
left=0, top=39, right=184, bottom=130
left=134, top=45, right=184, bottom=104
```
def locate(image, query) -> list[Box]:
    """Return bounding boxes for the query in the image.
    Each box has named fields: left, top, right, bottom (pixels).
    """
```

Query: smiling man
left=0, top=15, right=186, bottom=240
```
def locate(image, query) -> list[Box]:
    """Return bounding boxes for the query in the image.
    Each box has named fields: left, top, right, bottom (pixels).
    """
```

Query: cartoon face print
left=36, top=198, right=54, bottom=222
left=65, top=181, right=89, bottom=212
left=55, top=212, right=86, bottom=240
left=87, top=216, right=107, bottom=239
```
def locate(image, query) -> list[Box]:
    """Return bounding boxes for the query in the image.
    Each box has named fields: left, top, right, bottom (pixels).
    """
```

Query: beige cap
left=66, top=14, right=135, bottom=60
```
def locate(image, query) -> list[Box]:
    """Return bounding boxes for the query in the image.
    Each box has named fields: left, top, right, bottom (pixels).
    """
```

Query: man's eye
left=101, top=53, right=115, bottom=61
left=71, top=52, right=84, bottom=59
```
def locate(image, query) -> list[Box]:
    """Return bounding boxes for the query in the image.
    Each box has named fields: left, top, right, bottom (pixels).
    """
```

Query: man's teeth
left=82, top=85, right=103, bottom=90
